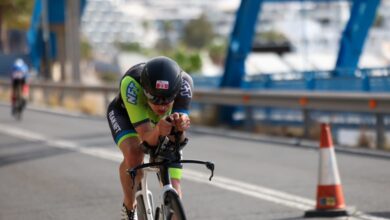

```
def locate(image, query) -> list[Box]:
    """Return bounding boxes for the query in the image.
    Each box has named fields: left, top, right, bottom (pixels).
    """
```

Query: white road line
left=184, top=169, right=314, bottom=210
left=0, top=124, right=388, bottom=220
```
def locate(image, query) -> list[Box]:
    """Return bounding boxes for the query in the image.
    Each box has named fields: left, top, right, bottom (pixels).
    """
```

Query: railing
left=0, top=79, right=389, bottom=148
left=194, top=89, right=390, bottom=147
left=194, top=89, right=390, bottom=112
left=192, top=66, right=390, bottom=91
left=0, top=80, right=117, bottom=111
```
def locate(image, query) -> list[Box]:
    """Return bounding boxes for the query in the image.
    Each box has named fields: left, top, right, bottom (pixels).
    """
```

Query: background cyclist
left=106, top=56, right=193, bottom=220
left=10, top=58, right=30, bottom=116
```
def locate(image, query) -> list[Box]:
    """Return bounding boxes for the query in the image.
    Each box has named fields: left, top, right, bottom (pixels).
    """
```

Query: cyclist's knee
left=119, top=138, right=144, bottom=169
left=120, top=138, right=143, bottom=157
left=126, top=147, right=144, bottom=167
left=171, top=179, right=182, bottom=198
left=171, top=179, right=180, bottom=186
left=135, top=169, right=144, bottom=183
left=119, top=159, right=144, bottom=181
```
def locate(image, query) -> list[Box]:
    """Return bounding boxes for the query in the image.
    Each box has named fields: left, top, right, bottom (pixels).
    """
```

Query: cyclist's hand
left=171, top=113, right=191, bottom=132
left=157, top=117, right=173, bottom=136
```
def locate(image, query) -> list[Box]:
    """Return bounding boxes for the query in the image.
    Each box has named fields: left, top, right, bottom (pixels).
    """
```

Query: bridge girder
left=219, top=0, right=380, bottom=124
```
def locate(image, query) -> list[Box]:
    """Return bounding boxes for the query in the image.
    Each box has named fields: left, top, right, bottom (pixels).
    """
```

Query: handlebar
left=128, top=114, right=214, bottom=188
left=127, top=159, right=215, bottom=187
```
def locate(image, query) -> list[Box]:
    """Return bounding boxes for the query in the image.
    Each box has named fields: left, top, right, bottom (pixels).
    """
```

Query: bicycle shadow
left=0, top=146, right=71, bottom=167
left=366, top=212, right=390, bottom=218
left=273, top=217, right=305, bottom=220
left=0, top=140, right=42, bottom=150
left=272, top=216, right=351, bottom=220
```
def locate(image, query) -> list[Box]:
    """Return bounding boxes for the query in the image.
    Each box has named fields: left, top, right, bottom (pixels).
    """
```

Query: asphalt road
left=0, top=104, right=389, bottom=220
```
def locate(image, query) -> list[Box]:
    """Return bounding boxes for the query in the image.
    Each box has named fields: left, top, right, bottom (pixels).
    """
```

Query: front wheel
left=163, top=190, right=186, bottom=220
left=13, top=98, right=25, bottom=121
left=136, top=192, right=154, bottom=220
left=136, top=195, right=148, bottom=220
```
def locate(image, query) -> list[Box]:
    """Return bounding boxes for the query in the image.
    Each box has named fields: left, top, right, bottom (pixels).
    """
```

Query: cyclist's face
left=148, top=101, right=173, bottom=115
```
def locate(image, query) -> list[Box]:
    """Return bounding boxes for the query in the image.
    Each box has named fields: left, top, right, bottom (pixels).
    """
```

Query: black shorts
left=12, top=79, right=26, bottom=91
left=106, top=99, right=138, bottom=146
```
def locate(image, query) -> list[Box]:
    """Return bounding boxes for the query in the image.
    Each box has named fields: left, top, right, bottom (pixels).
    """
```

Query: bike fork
left=136, top=174, right=155, bottom=220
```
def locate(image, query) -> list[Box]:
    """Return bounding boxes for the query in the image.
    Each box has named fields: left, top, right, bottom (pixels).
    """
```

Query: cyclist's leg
left=106, top=101, right=143, bottom=212
left=169, top=163, right=183, bottom=198
left=21, top=79, right=28, bottom=108
left=119, top=137, right=144, bottom=210
left=22, top=78, right=29, bottom=98
left=171, top=178, right=182, bottom=198
left=11, top=79, right=17, bottom=109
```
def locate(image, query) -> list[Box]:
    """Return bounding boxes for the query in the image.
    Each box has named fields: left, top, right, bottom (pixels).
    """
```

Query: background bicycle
left=11, top=81, right=26, bottom=120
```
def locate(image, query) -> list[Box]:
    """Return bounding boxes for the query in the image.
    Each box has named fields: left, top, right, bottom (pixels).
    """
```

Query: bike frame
left=129, top=158, right=214, bottom=220
left=129, top=124, right=214, bottom=220
left=12, top=82, right=26, bottom=120
left=135, top=166, right=158, bottom=220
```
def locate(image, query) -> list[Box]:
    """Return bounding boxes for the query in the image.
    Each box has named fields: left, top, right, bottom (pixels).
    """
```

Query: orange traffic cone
left=304, top=123, right=349, bottom=218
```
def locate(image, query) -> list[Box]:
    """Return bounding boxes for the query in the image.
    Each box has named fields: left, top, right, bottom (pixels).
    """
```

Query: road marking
left=184, top=169, right=314, bottom=210
left=0, top=124, right=388, bottom=220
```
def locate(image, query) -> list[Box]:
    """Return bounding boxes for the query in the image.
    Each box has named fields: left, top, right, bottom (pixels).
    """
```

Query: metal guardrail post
left=376, top=113, right=385, bottom=149
left=303, top=109, right=311, bottom=138
left=244, top=106, right=255, bottom=131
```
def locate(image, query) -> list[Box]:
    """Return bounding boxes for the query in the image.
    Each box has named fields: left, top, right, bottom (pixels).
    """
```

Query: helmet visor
left=144, top=90, right=174, bottom=105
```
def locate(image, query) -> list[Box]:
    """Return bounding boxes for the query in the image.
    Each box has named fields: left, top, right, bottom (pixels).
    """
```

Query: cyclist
left=10, top=58, right=29, bottom=116
left=106, top=56, right=193, bottom=220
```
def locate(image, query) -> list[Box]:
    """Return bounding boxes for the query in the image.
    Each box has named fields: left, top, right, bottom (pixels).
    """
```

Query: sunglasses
left=144, top=90, right=174, bottom=105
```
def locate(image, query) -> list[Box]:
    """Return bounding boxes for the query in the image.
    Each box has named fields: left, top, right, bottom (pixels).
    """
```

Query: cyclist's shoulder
left=181, top=71, right=192, bottom=80
left=180, top=71, right=194, bottom=92
left=181, top=71, right=193, bottom=87
left=119, top=64, right=148, bottom=106
left=121, top=63, right=145, bottom=84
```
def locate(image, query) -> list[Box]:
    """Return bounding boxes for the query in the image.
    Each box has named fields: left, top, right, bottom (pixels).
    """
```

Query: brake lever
left=206, top=162, right=215, bottom=181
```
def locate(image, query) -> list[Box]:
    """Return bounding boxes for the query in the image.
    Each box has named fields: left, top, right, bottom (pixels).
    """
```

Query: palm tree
left=0, top=0, right=34, bottom=52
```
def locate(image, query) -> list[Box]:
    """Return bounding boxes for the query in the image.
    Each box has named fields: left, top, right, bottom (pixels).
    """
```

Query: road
left=0, top=104, right=389, bottom=220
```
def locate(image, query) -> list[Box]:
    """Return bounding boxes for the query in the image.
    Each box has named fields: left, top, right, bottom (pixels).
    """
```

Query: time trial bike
left=127, top=129, right=214, bottom=220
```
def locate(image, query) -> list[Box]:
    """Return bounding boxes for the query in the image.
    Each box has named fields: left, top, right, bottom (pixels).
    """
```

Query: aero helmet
left=140, top=56, right=182, bottom=105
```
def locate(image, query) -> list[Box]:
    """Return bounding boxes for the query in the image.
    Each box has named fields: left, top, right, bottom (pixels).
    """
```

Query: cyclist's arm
left=134, top=120, right=171, bottom=146
left=120, top=75, right=172, bottom=146
left=171, top=72, right=193, bottom=142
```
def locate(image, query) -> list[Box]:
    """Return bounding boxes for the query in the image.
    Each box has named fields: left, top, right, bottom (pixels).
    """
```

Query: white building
left=81, top=0, right=390, bottom=74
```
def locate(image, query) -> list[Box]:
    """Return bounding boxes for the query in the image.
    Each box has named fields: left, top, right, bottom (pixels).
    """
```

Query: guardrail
left=194, top=89, right=390, bottom=112
left=192, top=66, right=390, bottom=91
left=1, top=79, right=389, bottom=148
left=0, top=80, right=117, bottom=111
left=194, top=89, right=390, bottom=149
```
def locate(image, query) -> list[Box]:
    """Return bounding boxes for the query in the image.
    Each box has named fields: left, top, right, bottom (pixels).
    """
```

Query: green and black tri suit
left=106, top=63, right=193, bottom=179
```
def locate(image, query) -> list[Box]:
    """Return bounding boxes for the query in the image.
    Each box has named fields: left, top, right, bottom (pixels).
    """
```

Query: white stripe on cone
left=319, top=148, right=341, bottom=185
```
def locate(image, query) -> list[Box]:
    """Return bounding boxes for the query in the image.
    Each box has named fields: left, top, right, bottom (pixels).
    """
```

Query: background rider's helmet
left=14, top=58, right=25, bottom=67
left=140, top=56, right=182, bottom=105
left=12, top=58, right=28, bottom=75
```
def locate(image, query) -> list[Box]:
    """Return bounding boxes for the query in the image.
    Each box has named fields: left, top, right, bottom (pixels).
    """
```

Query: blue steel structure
left=193, top=67, right=390, bottom=92
left=219, top=0, right=381, bottom=124
left=218, top=0, right=263, bottom=124
left=27, top=0, right=86, bottom=73
left=335, top=0, right=381, bottom=74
